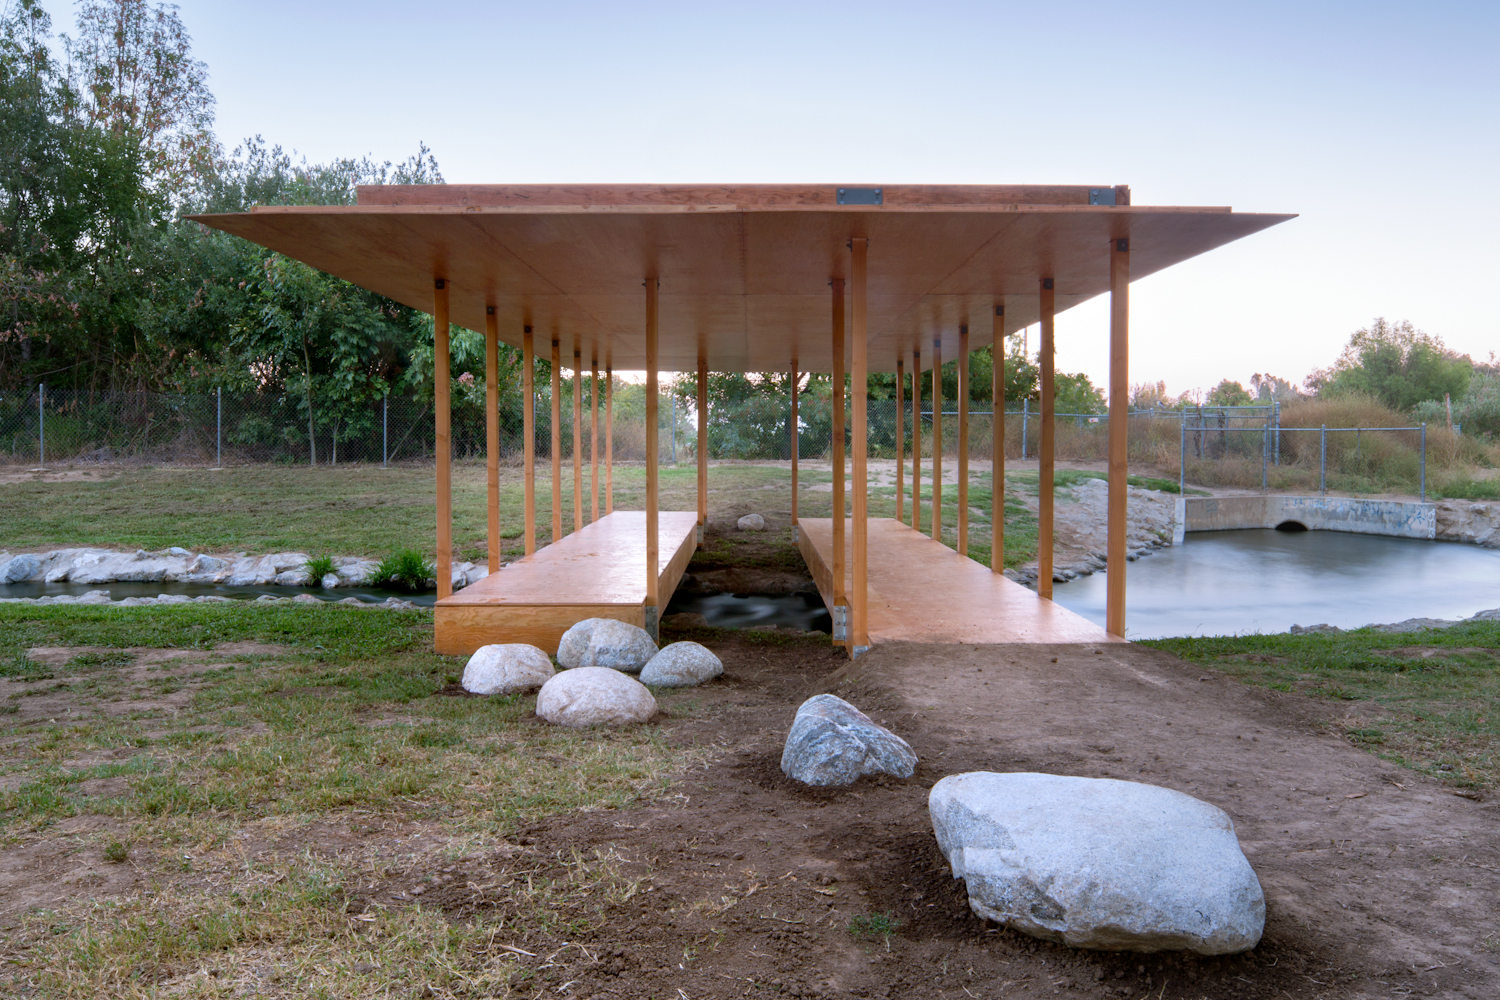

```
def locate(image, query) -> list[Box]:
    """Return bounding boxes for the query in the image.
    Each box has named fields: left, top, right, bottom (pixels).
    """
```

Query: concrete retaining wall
left=1182, top=495, right=1437, bottom=540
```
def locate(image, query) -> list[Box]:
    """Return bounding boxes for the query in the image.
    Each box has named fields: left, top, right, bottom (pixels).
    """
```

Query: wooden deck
left=795, top=517, right=1121, bottom=645
left=434, top=511, right=699, bottom=655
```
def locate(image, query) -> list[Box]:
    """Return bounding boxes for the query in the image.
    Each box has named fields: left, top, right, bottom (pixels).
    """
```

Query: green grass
left=1145, top=622, right=1500, bottom=788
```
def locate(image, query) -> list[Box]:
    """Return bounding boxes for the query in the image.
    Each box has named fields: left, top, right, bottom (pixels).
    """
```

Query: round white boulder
left=557, top=618, right=658, bottom=673
left=736, top=513, right=766, bottom=531
left=535, top=667, right=658, bottom=727
left=462, top=644, right=555, bottom=696
left=641, top=641, right=723, bottom=687
left=781, top=694, right=917, bottom=786
left=556, top=618, right=602, bottom=668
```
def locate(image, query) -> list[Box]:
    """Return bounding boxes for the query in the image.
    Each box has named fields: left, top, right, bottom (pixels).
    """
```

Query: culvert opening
left=1275, top=520, right=1309, bottom=532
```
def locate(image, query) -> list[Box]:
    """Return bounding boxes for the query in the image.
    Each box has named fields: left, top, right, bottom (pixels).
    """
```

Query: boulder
left=780, top=694, right=917, bottom=787
left=556, top=618, right=657, bottom=673
left=1, top=553, right=42, bottom=583
left=736, top=513, right=766, bottom=531
left=320, top=573, right=340, bottom=589
left=275, top=570, right=311, bottom=587
left=462, top=644, right=555, bottom=695
left=535, top=667, right=658, bottom=727
left=641, top=641, right=723, bottom=687
left=928, top=772, right=1265, bottom=955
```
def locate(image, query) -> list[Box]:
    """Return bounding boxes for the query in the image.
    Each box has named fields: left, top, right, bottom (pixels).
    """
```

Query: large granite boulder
left=641, top=641, right=723, bottom=687
left=1, top=554, right=42, bottom=583
left=535, top=667, right=658, bottom=727
left=462, top=644, right=555, bottom=695
left=780, top=694, right=917, bottom=787
left=736, top=513, right=766, bottom=531
left=929, top=772, right=1265, bottom=955
left=556, top=618, right=657, bottom=673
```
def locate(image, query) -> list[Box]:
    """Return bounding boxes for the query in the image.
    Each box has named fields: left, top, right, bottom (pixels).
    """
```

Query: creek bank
left=1289, top=606, right=1500, bottom=635
left=0, top=589, right=421, bottom=609
left=1009, top=478, right=1178, bottom=587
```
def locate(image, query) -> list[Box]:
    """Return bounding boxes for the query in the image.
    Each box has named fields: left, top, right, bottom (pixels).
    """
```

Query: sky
left=40, top=0, right=1500, bottom=397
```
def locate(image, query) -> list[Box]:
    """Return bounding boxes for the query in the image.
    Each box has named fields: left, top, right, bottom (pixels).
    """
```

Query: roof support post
left=992, top=305, right=1005, bottom=572
left=697, top=356, right=708, bottom=545
left=789, top=358, right=799, bottom=525
left=957, top=323, right=970, bottom=557
left=550, top=338, right=562, bottom=543
left=830, top=278, right=846, bottom=649
left=931, top=338, right=943, bottom=543
left=911, top=349, right=921, bottom=531
left=434, top=278, right=452, bottom=600
left=606, top=364, right=614, bottom=515
left=895, top=355, right=904, bottom=524
left=644, top=280, right=660, bottom=640
left=573, top=347, right=583, bottom=533
left=523, top=326, right=536, bottom=555
left=590, top=357, right=600, bottom=524
left=1039, top=278, right=1056, bottom=599
left=485, top=306, right=501, bottom=573
left=1107, top=238, right=1130, bottom=637
left=850, top=238, right=870, bottom=655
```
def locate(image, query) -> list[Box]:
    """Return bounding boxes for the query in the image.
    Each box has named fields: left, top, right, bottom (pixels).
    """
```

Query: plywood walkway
left=795, top=517, right=1120, bottom=645
left=434, top=511, right=699, bottom=655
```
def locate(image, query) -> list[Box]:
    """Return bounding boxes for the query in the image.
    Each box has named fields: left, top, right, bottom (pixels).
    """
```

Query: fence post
left=1319, top=424, right=1327, bottom=496
left=216, top=386, right=222, bottom=468
left=1420, top=423, right=1427, bottom=501
left=670, top=393, right=677, bottom=464
left=1021, top=398, right=1029, bottom=460
left=1179, top=416, right=1186, bottom=495
left=1273, top=399, right=1281, bottom=466
left=37, top=383, right=44, bottom=468
left=382, top=392, right=388, bottom=468
left=1261, top=421, right=1268, bottom=494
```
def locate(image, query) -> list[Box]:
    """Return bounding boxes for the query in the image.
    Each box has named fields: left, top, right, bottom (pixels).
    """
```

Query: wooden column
left=789, top=360, right=799, bottom=524
left=931, top=338, right=943, bottom=543
left=697, top=357, right=708, bottom=543
left=850, top=238, right=869, bottom=653
left=1039, top=278, right=1056, bottom=599
left=911, top=349, right=921, bottom=531
left=895, top=355, right=904, bottom=524
left=550, top=338, right=562, bottom=544
left=590, top=358, right=600, bottom=524
left=434, top=279, right=452, bottom=599
left=605, top=364, right=614, bottom=515
left=523, top=326, right=536, bottom=555
left=830, top=278, right=846, bottom=643
left=992, top=305, right=1005, bottom=572
left=957, top=323, right=970, bottom=557
left=644, top=281, right=660, bottom=638
left=1107, top=239, right=1131, bottom=637
left=572, top=347, right=583, bottom=533
left=485, top=306, right=500, bottom=572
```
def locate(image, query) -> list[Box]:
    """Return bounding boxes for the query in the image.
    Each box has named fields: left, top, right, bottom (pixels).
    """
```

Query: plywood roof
left=189, top=184, right=1292, bottom=373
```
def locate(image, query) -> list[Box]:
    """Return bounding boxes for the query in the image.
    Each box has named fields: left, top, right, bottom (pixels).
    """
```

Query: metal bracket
left=1088, top=187, right=1116, bottom=206
left=695, top=523, right=704, bottom=544
left=792, top=524, right=800, bottom=543
left=644, top=606, right=659, bottom=641
left=836, top=187, right=882, bottom=205
left=851, top=645, right=870, bottom=660
left=832, top=605, right=848, bottom=641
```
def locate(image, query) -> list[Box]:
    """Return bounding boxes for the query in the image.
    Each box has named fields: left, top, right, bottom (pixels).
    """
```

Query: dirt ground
left=353, top=633, right=1496, bottom=1000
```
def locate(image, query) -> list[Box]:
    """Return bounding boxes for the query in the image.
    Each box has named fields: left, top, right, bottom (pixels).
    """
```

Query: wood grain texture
left=1108, top=240, right=1130, bottom=637
left=992, top=305, right=1004, bottom=572
left=485, top=308, right=500, bottom=572
left=790, top=360, right=799, bottom=524
left=356, top=183, right=1120, bottom=209
left=645, top=281, right=660, bottom=612
left=573, top=348, right=583, bottom=533
left=830, top=279, right=846, bottom=616
left=850, top=238, right=869, bottom=651
left=550, top=338, right=562, bottom=543
left=1039, top=280, right=1056, bottom=600
left=523, top=326, right=536, bottom=555
left=590, top=361, right=600, bottom=524
left=957, top=323, right=970, bottom=557
left=895, top=356, right=904, bottom=524
left=605, top=366, right=614, bottom=515
left=697, top=360, right=707, bottom=536
left=435, top=280, right=452, bottom=599
left=931, top=337, right=943, bottom=543
left=911, top=350, right=921, bottom=531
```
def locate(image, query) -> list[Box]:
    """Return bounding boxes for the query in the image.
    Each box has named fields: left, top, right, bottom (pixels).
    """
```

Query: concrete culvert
left=1275, top=520, right=1309, bottom=532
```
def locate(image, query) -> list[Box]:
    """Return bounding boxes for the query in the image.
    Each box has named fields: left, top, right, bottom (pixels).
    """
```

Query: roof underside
left=190, top=184, right=1293, bottom=373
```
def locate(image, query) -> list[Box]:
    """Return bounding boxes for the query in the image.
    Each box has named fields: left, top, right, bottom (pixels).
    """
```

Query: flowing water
left=1051, top=528, right=1500, bottom=640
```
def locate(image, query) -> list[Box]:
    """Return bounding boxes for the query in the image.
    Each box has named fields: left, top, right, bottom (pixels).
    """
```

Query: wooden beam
left=435, top=278, right=452, bottom=600
left=697, top=357, right=708, bottom=542
left=992, top=305, right=1005, bottom=572
left=605, top=364, right=614, bottom=515
left=895, top=355, right=904, bottom=524
left=957, top=323, right=970, bottom=558
left=550, top=337, right=562, bottom=544
left=789, top=359, right=799, bottom=524
left=645, top=280, right=660, bottom=638
left=911, top=349, right=921, bottom=531
left=830, top=277, right=846, bottom=644
left=590, top=357, right=600, bottom=524
left=931, top=337, right=943, bottom=544
left=485, top=306, right=500, bottom=573
left=523, top=326, right=536, bottom=555
left=573, top=347, right=583, bottom=534
left=1039, top=278, right=1056, bottom=599
left=850, top=238, right=869, bottom=653
left=1107, top=238, right=1130, bottom=637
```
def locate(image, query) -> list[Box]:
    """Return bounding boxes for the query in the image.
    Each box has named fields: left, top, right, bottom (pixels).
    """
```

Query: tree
left=1205, top=379, right=1253, bottom=406
left=1305, top=318, right=1472, bottom=411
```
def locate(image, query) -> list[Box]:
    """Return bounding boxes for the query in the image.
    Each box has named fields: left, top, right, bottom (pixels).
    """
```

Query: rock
left=168, top=546, right=192, bottom=557
left=1366, top=617, right=1457, bottom=633
left=535, top=667, right=657, bottom=727
left=641, top=641, right=723, bottom=687
left=464, top=564, right=489, bottom=588
left=462, top=644, right=555, bottom=695
left=556, top=618, right=657, bottom=673
left=1468, top=608, right=1500, bottom=622
left=1, top=554, right=42, bottom=583
left=1288, top=623, right=1343, bottom=635
left=275, top=570, right=311, bottom=587
left=320, top=573, right=340, bottom=589
left=736, top=513, right=766, bottom=531
left=292, top=594, right=322, bottom=604
left=780, top=694, right=917, bottom=787
left=929, top=772, right=1265, bottom=955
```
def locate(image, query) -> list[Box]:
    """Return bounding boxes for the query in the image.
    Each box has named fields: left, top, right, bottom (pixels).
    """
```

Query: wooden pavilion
left=192, top=184, right=1291, bottom=655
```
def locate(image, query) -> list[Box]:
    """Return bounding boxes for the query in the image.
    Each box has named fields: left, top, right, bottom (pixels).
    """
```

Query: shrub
left=304, top=555, right=336, bottom=583
left=374, top=549, right=435, bottom=593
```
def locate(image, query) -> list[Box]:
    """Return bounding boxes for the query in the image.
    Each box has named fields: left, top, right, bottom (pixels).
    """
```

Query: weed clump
left=374, top=549, right=435, bottom=593
left=304, top=555, right=336, bottom=583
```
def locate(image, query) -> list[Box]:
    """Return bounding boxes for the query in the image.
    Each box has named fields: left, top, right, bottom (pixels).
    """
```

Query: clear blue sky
left=44, top=0, right=1500, bottom=396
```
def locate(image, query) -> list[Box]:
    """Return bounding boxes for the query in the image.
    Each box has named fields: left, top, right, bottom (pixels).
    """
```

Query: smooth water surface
left=666, top=592, right=832, bottom=633
left=1050, top=529, right=1500, bottom=639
